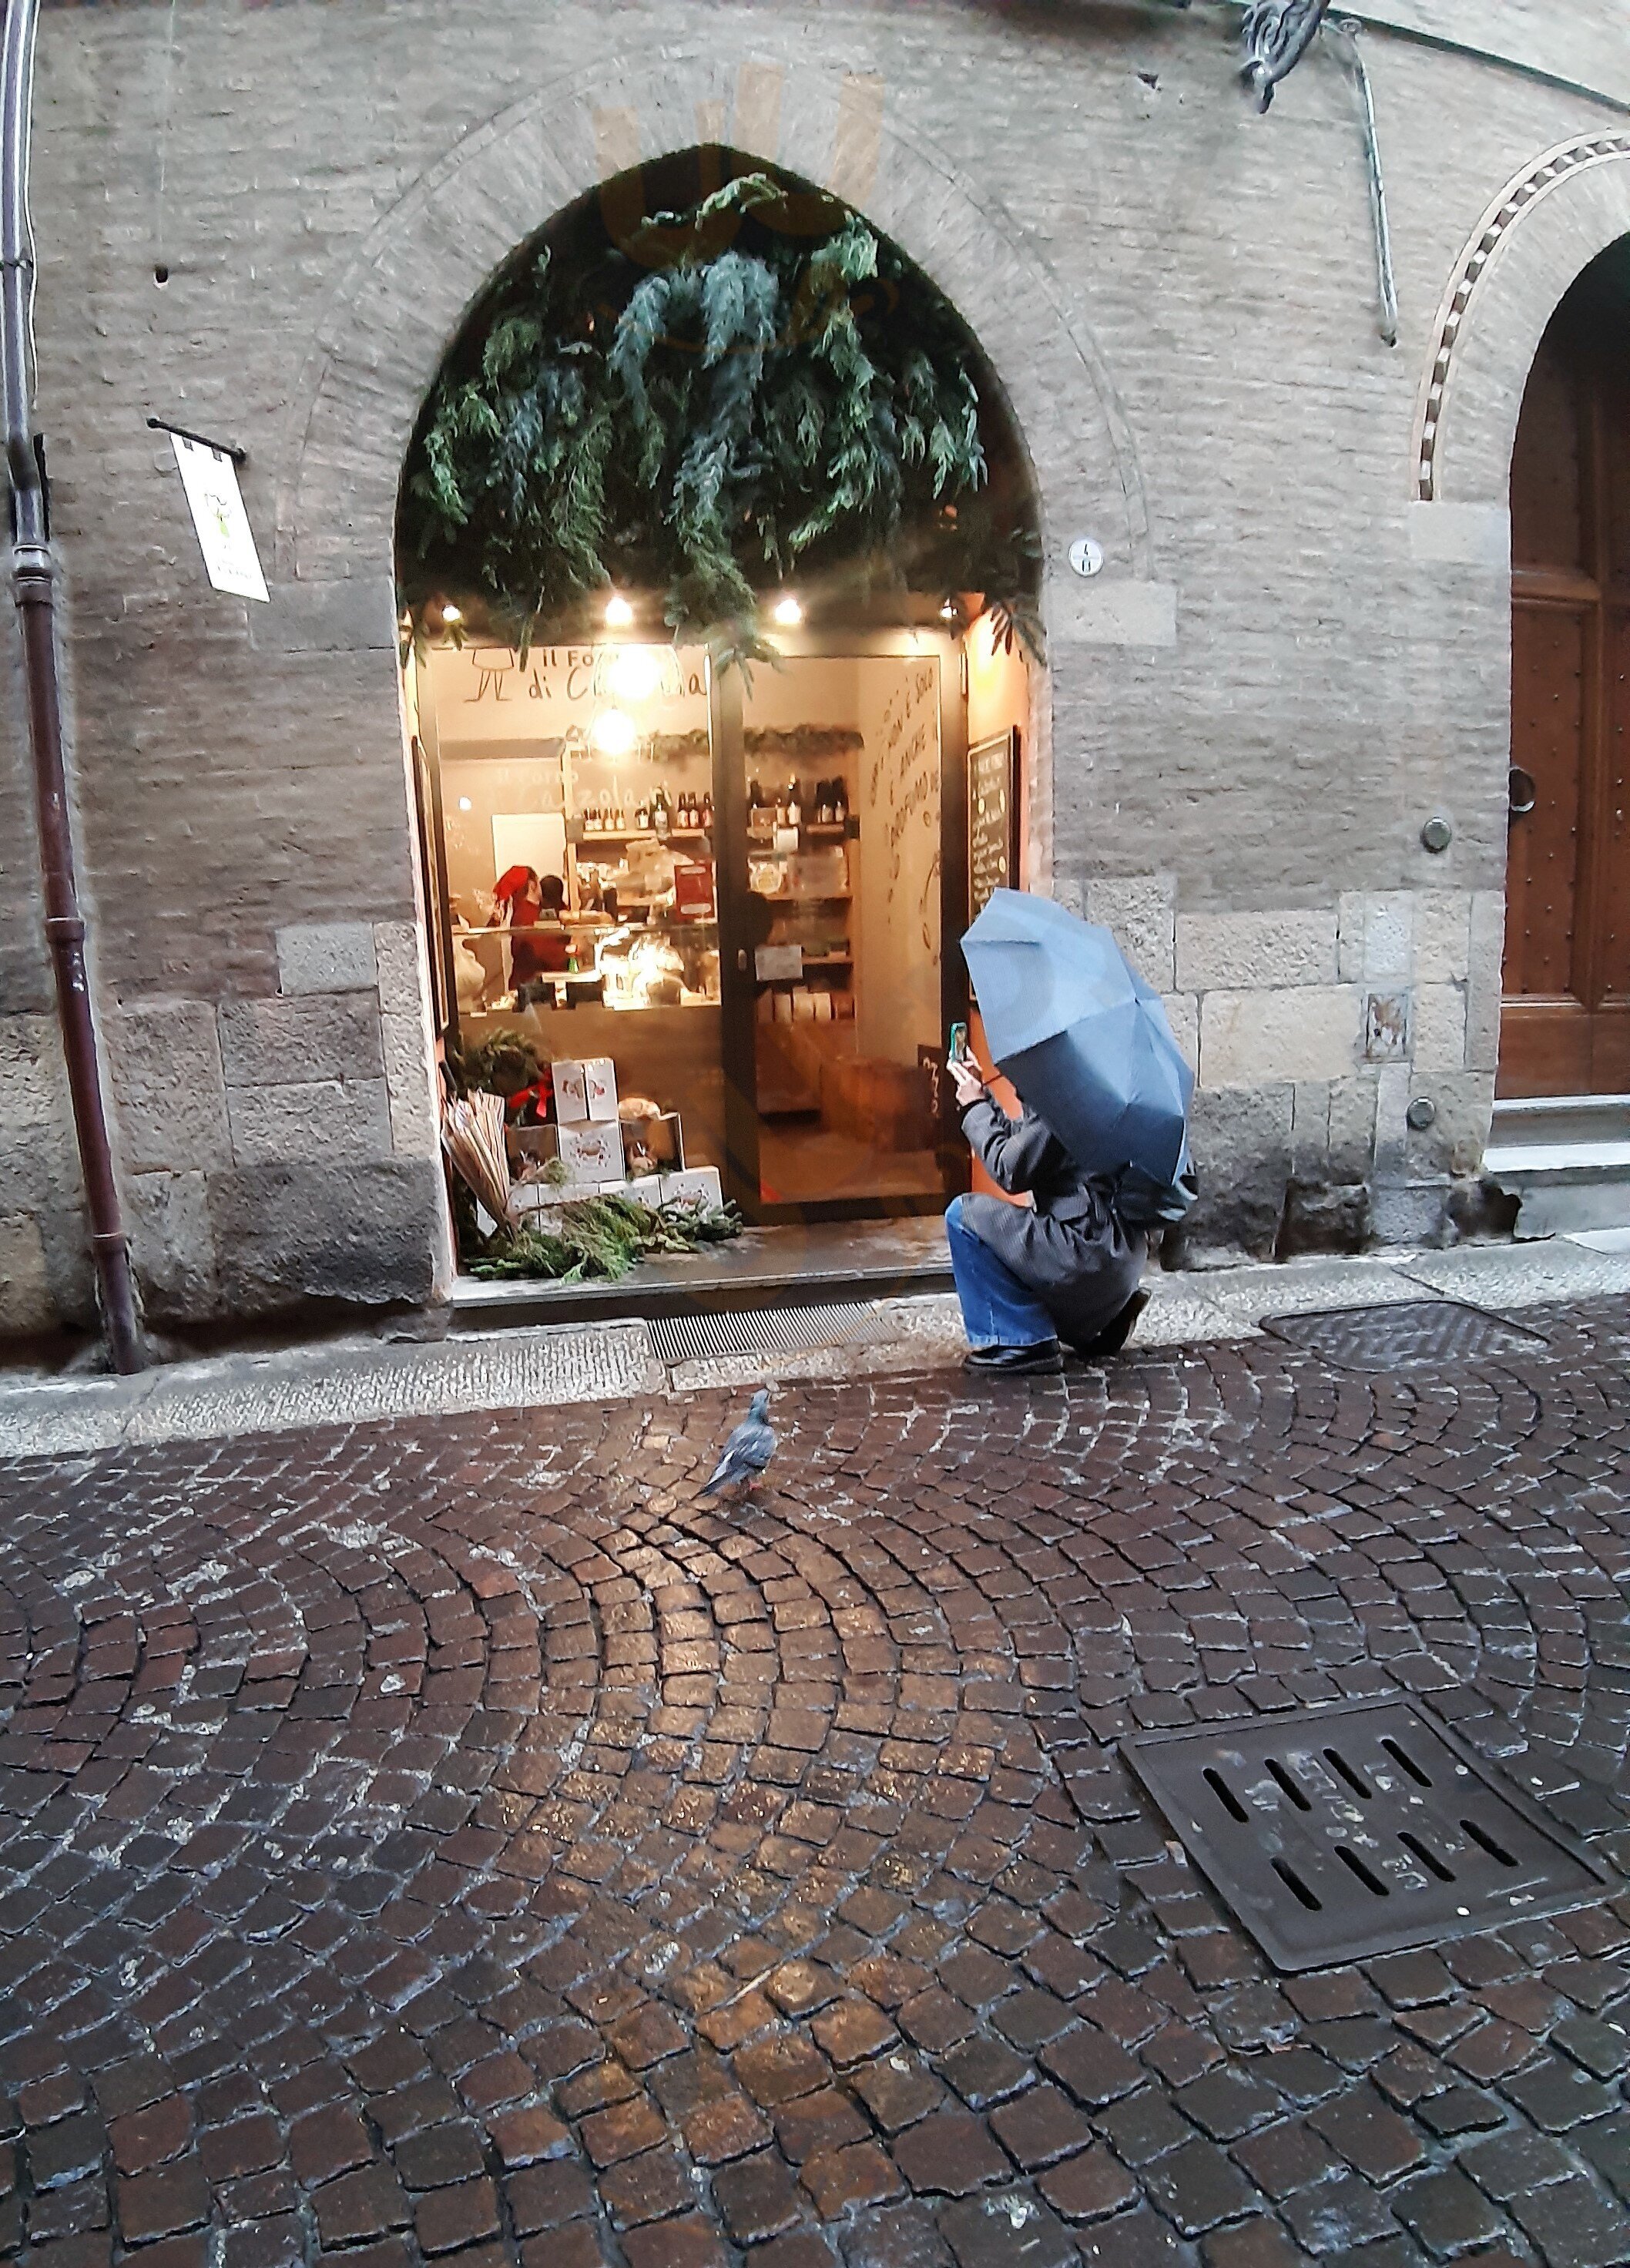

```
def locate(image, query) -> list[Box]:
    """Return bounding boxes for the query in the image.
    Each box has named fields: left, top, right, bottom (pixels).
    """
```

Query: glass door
left=713, top=635, right=969, bottom=1220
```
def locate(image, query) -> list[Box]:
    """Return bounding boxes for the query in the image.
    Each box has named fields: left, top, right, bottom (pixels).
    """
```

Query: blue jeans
left=945, top=1196, right=1058, bottom=1351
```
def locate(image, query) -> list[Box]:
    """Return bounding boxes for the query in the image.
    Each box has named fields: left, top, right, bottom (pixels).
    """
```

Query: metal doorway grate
left=1122, top=1698, right=1612, bottom=1972
left=1259, top=1300, right=1548, bottom=1371
left=652, top=1303, right=878, bottom=1365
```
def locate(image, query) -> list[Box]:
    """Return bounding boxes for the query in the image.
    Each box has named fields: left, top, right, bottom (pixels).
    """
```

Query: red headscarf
left=492, top=865, right=535, bottom=904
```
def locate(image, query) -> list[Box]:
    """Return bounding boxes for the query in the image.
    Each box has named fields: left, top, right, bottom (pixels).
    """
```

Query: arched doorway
left=1501, top=238, right=1630, bottom=1098
left=397, top=150, right=1041, bottom=1257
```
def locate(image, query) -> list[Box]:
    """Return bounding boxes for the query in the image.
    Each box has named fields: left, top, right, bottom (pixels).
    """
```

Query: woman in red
left=491, top=867, right=570, bottom=988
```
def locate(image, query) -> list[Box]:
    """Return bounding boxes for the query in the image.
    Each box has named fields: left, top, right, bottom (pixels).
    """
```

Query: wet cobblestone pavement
left=0, top=1300, right=1628, bottom=2268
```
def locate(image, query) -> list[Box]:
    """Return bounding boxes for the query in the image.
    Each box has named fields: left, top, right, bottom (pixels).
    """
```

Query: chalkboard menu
left=968, top=728, right=1020, bottom=918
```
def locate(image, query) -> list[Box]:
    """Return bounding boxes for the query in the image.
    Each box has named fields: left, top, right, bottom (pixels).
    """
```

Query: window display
left=415, top=622, right=989, bottom=1272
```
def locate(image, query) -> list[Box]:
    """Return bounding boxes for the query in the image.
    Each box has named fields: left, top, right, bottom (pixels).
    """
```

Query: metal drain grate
left=652, top=1303, right=879, bottom=1365
left=1260, top=1300, right=1548, bottom=1371
left=1122, top=1697, right=1612, bottom=1971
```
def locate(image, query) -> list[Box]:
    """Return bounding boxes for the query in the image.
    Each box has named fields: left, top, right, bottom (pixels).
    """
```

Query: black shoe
left=964, top=1340, right=1064, bottom=1376
left=1069, top=1289, right=1150, bottom=1360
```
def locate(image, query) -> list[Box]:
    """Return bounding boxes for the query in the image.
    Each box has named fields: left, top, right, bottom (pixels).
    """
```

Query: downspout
left=2, top=0, right=144, bottom=1372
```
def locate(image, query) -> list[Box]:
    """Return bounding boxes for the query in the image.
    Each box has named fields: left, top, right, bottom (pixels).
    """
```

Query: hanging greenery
left=400, top=170, right=1041, bottom=663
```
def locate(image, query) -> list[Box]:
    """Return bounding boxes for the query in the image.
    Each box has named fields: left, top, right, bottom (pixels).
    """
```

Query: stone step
left=1486, top=1094, right=1630, bottom=1238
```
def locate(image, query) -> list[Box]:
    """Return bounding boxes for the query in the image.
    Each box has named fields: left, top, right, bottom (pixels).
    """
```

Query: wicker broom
left=440, top=1089, right=511, bottom=1225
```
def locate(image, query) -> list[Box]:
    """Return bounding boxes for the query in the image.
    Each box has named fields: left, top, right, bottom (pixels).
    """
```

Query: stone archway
left=272, top=46, right=1163, bottom=886
left=1411, top=133, right=1630, bottom=518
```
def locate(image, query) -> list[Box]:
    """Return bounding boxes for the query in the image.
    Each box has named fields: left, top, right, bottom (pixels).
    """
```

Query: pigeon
left=698, top=1389, right=776, bottom=1499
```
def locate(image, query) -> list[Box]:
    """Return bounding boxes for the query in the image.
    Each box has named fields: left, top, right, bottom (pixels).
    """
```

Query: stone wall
left=5, top=0, right=1629, bottom=1327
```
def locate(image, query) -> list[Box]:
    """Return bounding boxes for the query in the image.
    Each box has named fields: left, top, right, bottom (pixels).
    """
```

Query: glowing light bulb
left=457, top=796, right=472, bottom=813
left=604, top=592, right=635, bottom=628
left=771, top=594, right=803, bottom=627
left=608, top=646, right=664, bottom=703
left=438, top=601, right=462, bottom=627
left=939, top=597, right=959, bottom=622
left=591, top=708, right=638, bottom=759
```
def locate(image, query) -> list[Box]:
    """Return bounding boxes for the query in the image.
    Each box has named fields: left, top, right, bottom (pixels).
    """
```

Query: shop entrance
left=1501, top=238, right=1630, bottom=1098
left=412, top=624, right=973, bottom=1231
left=396, top=145, right=1039, bottom=1280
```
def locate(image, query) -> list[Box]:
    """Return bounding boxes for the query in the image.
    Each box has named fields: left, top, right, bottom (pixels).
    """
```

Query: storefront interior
left=409, top=608, right=1030, bottom=1275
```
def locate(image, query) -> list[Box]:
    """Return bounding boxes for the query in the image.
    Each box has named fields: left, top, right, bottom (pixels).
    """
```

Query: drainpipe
left=2, top=0, right=144, bottom=1373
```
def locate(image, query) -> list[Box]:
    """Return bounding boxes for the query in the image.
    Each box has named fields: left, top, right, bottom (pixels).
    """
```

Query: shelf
left=757, top=892, right=852, bottom=904
left=577, top=827, right=710, bottom=844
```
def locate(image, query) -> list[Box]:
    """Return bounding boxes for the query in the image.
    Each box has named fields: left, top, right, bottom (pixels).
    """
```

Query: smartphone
left=948, top=1021, right=971, bottom=1063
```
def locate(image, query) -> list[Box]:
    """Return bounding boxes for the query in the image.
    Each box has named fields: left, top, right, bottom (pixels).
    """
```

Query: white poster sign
left=169, top=432, right=269, bottom=602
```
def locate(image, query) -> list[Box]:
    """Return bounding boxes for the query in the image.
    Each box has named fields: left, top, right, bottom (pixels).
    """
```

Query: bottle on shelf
left=700, top=792, right=713, bottom=830
left=817, top=780, right=833, bottom=825
left=833, top=776, right=848, bottom=826
left=786, top=780, right=802, bottom=829
left=636, top=798, right=649, bottom=830
left=653, top=786, right=669, bottom=835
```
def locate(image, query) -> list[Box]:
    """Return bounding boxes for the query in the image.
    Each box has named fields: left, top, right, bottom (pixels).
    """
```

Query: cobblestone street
left=0, top=1303, right=1627, bottom=2268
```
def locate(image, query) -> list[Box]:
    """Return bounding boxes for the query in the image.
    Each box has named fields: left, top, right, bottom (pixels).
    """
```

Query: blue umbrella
left=961, top=890, right=1195, bottom=1213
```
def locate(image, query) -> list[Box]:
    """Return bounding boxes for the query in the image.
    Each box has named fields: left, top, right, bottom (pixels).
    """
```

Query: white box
left=622, top=1173, right=665, bottom=1209
left=583, top=1056, right=619, bottom=1122
left=553, top=1059, right=589, bottom=1124
left=558, top=1121, right=624, bottom=1180
left=660, top=1166, right=723, bottom=1209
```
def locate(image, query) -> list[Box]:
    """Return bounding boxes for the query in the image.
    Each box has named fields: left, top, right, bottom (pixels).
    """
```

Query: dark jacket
left=958, top=1094, right=1145, bottom=1348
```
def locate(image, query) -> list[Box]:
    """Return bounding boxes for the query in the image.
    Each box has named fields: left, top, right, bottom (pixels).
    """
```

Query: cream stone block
left=226, top=1079, right=394, bottom=1166
left=1088, top=873, right=1176, bottom=991
left=1179, top=908, right=1336, bottom=992
left=1413, top=983, right=1468, bottom=1072
left=1199, top=988, right=1363, bottom=1088
left=1414, top=892, right=1472, bottom=983
left=0, top=1015, right=66, bottom=1132
left=381, top=1013, right=438, bottom=1158
left=1466, top=891, right=1507, bottom=1073
left=1291, top=1082, right=1332, bottom=1173
left=1337, top=892, right=1414, bottom=983
left=1161, top=993, right=1198, bottom=1071
left=372, top=921, right=425, bottom=1020
left=0, top=1214, right=53, bottom=1334
left=276, top=921, right=377, bottom=996
left=106, top=1000, right=232, bottom=1173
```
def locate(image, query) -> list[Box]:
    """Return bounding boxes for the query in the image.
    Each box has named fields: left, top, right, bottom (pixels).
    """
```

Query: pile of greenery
left=401, top=169, right=1040, bottom=663
left=468, top=1186, right=746, bottom=1283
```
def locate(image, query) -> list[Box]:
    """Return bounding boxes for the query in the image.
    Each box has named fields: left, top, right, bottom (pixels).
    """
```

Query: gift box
left=553, top=1059, right=589, bottom=1124
left=583, top=1057, right=619, bottom=1122
left=508, top=1125, right=560, bottom=1166
left=558, top=1121, right=625, bottom=1180
left=659, top=1166, right=723, bottom=1209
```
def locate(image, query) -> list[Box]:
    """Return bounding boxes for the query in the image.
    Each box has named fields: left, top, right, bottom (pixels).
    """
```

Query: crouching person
left=945, top=1048, right=1148, bottom=1376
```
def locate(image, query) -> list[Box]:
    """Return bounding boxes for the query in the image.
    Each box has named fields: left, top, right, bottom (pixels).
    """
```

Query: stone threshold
left=2, top=1234, right=1629, bottom=1461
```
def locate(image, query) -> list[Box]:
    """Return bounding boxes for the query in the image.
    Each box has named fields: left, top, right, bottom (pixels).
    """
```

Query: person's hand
left=948, top=1055, right=986, bottom=1108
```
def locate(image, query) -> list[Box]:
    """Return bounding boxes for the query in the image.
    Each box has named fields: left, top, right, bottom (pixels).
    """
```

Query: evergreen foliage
left=400, top=169, right=1039, bottom=662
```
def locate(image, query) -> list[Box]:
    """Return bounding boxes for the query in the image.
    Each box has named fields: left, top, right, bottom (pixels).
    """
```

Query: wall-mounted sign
left=968, top=728, right=1021, bottom=920
left=168, top=432, right=269, bottom=602
left=1068, top=535, right=1105, bottom=579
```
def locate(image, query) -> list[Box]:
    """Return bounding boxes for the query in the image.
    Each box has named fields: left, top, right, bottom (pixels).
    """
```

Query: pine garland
left=400, top=172, right=1039, bottom=663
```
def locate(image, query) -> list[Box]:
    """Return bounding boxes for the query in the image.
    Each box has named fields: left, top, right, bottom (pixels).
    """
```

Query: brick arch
left=273, top=49, right=1153, bottom=600
left=1412, top=133, right=1630, bottom=506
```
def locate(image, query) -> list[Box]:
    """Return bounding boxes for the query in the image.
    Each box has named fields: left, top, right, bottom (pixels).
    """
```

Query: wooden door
left=1501, top=267, right=1630, bottom=1095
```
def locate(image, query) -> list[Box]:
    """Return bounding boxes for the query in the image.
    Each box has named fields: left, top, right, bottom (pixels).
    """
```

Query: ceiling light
left=604, top=592, right=635, bottom=628
left=457, top=796, right=472, bottom=813
left=438, top=600, right=462, bottom=627
left=590, top=708, right=638, bottom=758
left=939, top=597, right=960, bottom=622
left=607, top=646, right=665, bottom=703
left=771, top=594, right=803, bottom=627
